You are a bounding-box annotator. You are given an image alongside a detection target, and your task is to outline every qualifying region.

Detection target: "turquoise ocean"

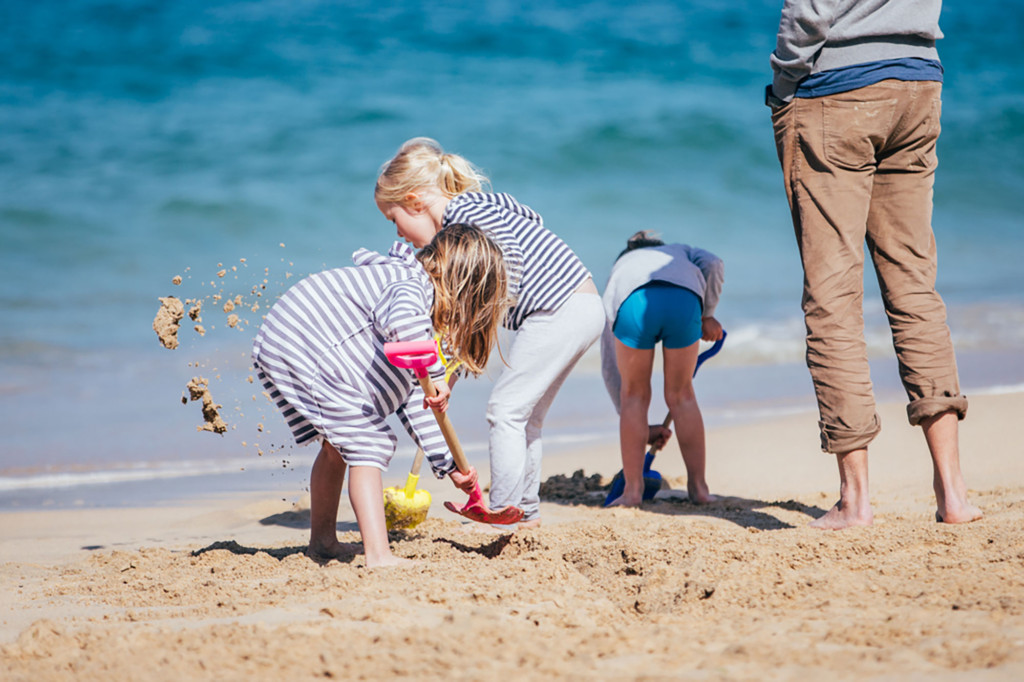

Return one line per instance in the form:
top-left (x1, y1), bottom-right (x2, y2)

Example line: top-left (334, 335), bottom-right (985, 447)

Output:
top-left (2, 0), bottom-right (1022, 508)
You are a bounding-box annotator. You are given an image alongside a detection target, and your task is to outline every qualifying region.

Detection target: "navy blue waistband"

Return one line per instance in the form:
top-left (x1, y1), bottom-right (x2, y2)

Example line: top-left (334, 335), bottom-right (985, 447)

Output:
top-left (795, 58), bottom-right (943, 99)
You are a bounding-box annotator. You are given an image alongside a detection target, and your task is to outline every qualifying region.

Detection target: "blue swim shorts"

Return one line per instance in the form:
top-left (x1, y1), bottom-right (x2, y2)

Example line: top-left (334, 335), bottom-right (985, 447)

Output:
top-left (612, 281), bottom-right (702, 350)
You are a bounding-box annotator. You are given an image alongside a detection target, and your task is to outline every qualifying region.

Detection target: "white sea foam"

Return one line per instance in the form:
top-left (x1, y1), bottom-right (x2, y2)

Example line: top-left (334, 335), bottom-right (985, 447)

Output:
top-left (963, 383), bottom-right (1024, 396)
top-left (0, 454), bottom-right (315, 493)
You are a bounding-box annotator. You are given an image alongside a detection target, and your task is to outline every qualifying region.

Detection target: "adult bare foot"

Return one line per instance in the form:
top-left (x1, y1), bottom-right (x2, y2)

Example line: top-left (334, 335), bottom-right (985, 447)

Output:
top-left (935, 499), bottom-right (983, 524)
top-left (934, 478), bottom-right (983, 524)
top-left (809, 499), bottom-right (873, 530)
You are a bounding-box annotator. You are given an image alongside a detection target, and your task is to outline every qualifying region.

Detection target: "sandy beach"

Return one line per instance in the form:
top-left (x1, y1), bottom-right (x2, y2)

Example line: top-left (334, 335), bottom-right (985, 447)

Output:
top-left (2, 391), bottom-right (1023, 681)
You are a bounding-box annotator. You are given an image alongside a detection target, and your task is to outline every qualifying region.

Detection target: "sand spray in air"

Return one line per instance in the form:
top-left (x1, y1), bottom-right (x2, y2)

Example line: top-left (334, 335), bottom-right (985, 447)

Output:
top-left (152, 242), bottom-right (300, 475)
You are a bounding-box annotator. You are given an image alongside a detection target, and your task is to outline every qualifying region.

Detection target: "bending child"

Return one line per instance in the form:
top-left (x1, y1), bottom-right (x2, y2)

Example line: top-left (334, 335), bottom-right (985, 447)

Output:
top-left (252, 224), bottom-right (508, 567)
top-left (600, 230), bottom-right (725, 507)
top-left (375, 137), bottom-right (605, 529)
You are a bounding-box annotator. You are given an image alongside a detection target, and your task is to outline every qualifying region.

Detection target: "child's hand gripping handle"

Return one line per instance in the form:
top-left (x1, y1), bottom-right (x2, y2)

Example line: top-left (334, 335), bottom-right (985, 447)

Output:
top-left (383, 340), bottom-right (524, 526)
top-left (416, 366), bottom-right (471, 475)
top-left (382, 340), bottom-right (470, 473)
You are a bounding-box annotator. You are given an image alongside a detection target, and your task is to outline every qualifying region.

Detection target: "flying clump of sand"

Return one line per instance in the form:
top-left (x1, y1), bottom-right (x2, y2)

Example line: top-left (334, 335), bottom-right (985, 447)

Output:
top-left (152, 296), bottom-right (185, 350)
top-left (149, 247), bottom-right (295, 448)
top-left (152, 261), bottom-right (268, 350)
top-left (185, 377), bottom-right (228, 434)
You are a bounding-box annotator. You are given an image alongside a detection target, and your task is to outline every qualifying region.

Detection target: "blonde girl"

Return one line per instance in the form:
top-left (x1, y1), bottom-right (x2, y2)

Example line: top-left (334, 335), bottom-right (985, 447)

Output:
top-left (252, 224), bottom-right (508, 567)
top-left (375, 137), bottom-right (605, 528)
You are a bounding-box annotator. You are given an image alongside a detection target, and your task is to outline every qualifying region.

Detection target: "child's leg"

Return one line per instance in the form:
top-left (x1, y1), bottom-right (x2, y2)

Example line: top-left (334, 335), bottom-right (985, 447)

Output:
top-left (487, 290), bottom-right (604, 522)
top-left (308, 441), bottom-right (350, 561)
top-left (610, 340), bottom-right (656, 507)
top-left (348, 465), bottom-right (410, 568)
top-left (663, 342), bottom-right (716, 503)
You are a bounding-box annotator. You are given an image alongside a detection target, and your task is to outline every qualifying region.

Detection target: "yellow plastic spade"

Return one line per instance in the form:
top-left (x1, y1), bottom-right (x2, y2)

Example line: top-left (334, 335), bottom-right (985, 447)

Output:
top-left (383, 448), bottom-right (432, 530)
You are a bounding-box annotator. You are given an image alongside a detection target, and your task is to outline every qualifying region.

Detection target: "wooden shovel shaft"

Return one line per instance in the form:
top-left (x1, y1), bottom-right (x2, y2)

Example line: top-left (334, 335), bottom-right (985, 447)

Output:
top-left (417, 376), bottom-right (470, 473)
top-left (410, 446), bottom-right (425, 475)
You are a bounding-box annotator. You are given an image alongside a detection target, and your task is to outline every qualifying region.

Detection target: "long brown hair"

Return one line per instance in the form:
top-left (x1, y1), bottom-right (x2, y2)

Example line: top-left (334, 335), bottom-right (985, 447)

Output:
top-left (417, 223), bottom-right (508, 375)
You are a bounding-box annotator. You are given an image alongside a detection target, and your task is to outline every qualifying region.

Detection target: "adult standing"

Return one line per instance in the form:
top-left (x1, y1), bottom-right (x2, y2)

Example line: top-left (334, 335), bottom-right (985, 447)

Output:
top-left (766, 0), bottom-right (982, 528)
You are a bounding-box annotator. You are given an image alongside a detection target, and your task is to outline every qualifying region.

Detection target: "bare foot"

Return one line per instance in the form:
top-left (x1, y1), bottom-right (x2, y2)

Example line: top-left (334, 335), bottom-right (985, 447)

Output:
top-left (936, 500), bottom-right (983, 524)
top-left (518, 518), bottom-right (541, 530)
top-left (306, 540), bottom-right (359, 564)
top-left (607, 493), bottom-right (643, 508)
top-left (934, 480), bottom-right (983, 524)
top-left (687, 482), bottom-right (718, 504)
top-left (366, 554), bottom-right (414, 569)
top-left (809, 499), bottom-right (873, 530)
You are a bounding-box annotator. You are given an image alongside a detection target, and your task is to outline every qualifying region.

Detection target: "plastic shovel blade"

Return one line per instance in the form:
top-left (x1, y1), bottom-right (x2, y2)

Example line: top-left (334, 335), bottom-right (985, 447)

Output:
top-left (443, 484), bottom-right (525, 525)
top-left (603, 452), bottom-right (663, 506)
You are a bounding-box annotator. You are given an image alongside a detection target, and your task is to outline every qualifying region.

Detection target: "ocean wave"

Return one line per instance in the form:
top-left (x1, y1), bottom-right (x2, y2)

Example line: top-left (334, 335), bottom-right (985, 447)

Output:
top-left (567, 297), bottom-right (1024, 376)
top-left (2, 0), bottom-right (1022, 499)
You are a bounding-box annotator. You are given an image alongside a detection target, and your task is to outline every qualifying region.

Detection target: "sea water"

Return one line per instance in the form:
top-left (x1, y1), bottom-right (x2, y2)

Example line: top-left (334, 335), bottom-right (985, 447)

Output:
top-left (2, 0), bottom-right (1022, 508)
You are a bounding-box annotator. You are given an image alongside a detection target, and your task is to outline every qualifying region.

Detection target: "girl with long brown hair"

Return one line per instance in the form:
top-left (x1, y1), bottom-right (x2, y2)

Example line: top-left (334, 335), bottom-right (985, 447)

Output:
top-left (252, 225), bottom-right (508, 567)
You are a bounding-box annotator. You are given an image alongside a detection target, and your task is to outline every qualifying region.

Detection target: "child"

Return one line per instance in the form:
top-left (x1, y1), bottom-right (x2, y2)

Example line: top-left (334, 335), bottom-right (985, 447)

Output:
top-left (252, 224), bottom-right (509, 567)
top-left (600, 230), bottom-right (725, 507)
top-left (375, 137), bottom-right (605, 529)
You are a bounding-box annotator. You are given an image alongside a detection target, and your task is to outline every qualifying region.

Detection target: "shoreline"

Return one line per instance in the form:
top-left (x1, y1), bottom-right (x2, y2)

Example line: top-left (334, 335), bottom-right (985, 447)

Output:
top-left (2, 390), bottom-right (1019, 560)
top-left (5, 344), bottom-right (1022, 509)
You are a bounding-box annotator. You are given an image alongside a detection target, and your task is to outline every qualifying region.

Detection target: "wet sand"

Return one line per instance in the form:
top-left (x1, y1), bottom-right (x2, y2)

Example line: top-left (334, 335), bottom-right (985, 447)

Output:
top-left (2, 392), bottom-right (1023, 680)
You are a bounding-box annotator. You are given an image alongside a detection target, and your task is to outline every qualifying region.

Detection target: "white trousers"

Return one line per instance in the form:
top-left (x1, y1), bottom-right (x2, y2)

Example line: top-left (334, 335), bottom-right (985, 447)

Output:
top-left (486, 290), bottom-right (605, 521)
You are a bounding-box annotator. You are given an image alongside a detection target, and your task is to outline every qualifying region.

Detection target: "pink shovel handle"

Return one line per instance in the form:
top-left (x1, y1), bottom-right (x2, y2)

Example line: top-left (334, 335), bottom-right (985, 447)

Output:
top-left (383, 339), bottom-right (470, 473)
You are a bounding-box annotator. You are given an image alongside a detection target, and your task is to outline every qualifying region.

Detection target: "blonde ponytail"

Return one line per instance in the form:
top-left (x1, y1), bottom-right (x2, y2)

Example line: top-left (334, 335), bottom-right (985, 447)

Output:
top-left (376, 137), bottom-right (490, 206)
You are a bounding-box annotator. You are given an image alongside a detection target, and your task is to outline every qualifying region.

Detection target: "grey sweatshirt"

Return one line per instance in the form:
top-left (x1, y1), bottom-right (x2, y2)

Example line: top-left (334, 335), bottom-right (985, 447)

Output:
top-left (771, 0), bottom-right (943, 101)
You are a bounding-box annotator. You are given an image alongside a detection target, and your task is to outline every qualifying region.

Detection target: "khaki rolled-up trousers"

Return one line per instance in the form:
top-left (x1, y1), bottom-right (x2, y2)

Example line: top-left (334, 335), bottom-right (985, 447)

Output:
top-left (771, 79), bottom-right (967, 454)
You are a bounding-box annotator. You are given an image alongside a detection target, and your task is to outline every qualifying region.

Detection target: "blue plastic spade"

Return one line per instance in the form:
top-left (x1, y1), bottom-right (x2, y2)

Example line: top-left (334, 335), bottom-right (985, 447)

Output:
top-left (603, 330), bottom-right (726, 506)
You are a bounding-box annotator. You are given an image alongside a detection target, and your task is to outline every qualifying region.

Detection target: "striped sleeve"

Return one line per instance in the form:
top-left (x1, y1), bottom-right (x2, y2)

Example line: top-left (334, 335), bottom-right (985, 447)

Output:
top-left (395, 390), bottom-right (455, 478)
top-left (372, 279), bottom-right (433, 343)
top-left (443, 192), bottom-right (591, 331)
top-left (371, 279), bottom-right (446, 380)
top-left (444, 195), bottom-right (524, 306)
